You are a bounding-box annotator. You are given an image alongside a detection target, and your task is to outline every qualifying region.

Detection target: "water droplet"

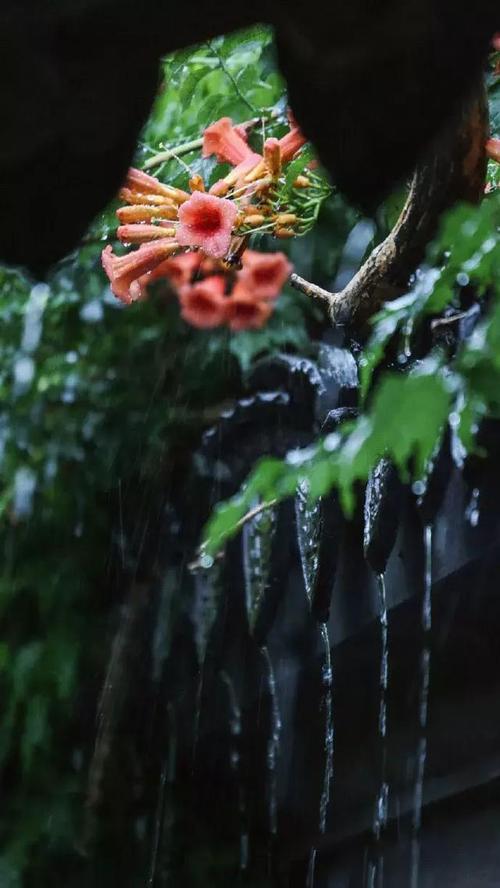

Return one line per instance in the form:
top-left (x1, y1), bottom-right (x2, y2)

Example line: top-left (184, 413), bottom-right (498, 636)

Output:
top-left (465, 487), bottom-right (480, 528)
top-left (323, 432), bottom-right (340, 452)
top-left (80, 300), bottom-right (104, 323)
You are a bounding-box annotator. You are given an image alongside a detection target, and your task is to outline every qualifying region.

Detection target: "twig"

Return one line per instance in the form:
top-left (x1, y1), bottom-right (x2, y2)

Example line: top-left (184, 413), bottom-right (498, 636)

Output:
top-left (208, 41), bottom-right (257, 114)
top-left (190, 498), bottom-right (277, 570)
top-left (289, 272), bottom-right (337, 307)
top-left (232, 498), bottom-right (278, 533)
top-left (143, 138), bottom-right (203, 170)
top-left (142, 110), bottom-right (281, 172)
top-left (430, 311), bottom-right (472, 330)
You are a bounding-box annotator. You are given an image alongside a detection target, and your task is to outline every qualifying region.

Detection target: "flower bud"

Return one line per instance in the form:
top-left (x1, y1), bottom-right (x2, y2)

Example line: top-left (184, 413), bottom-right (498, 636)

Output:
top-left (189, 175), bottom-right (206, 192)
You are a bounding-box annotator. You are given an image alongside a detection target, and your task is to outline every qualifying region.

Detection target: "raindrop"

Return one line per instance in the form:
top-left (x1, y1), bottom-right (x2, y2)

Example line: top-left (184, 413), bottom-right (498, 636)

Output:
top-left (412, 480), bottom-right (426, 497)
top-left (323, 432), bottom-right (341, 452)
top-left (465, 488), bottom-right (480, 528)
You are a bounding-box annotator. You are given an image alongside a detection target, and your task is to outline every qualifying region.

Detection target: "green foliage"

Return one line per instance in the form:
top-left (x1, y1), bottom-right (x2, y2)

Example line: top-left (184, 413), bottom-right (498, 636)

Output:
top-left (0, 20), bottom-right (498, 886)
top-left (201, 192), bottom-right (500, 556)
top-left (0, 26), bottom-right (321, 884)
top-left (360, 195), bottom-right (500, 397)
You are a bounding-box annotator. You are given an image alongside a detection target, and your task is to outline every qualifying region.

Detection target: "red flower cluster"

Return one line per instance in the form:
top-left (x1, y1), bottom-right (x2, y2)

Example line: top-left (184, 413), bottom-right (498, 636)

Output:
top-left (101, 114), bottom-right (307, 325)
top-left (173, 249), bottom-right (292, 330)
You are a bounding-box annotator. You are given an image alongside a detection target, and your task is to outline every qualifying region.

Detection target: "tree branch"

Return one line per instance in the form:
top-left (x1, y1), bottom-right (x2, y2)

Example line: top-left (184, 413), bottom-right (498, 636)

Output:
top-left (292, 83), bottom-right (489, 329)
top-left (289, 272), bottom-right (338, 306)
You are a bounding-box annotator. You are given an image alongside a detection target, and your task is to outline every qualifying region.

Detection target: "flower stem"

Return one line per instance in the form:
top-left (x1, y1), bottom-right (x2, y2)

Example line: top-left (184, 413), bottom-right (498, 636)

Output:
top-left (143, 138), bottom-right (204, 170)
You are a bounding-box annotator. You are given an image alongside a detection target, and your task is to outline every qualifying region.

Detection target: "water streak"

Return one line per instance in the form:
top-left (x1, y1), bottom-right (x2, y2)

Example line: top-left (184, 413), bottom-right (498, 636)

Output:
top-left (318, 625), bottom-right (334, 835)
top-left (370, 573), bottom-right (389, 886)
top-left (410, 524), bottom-right (433, 888)
top-left (306, 848), bottom-right (317, 888)
top-left (261, 646), bottom-right (282, 836)
top-left (295, 480), bottom-right (333, 887)
top-left (220, 671), bottom-right (248, 871)
top-left (148, 702), bottom-right (176, 887)
top-left (242, 505), bottom-right (276, 632)
top-left (307, 625), bottom-right (334, 888)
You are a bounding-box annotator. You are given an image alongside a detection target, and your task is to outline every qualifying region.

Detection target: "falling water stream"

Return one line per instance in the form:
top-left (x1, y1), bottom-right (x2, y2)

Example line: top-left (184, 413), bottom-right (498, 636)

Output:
top-left (148, 703), bottom-right (176, 888)
top-left (260, 646), bottom-right (282, 838)
top-left (367, 573), bottom-right (390, 887)
top-left (295, 482), bottom-right (334, 887)
top-left (220, 670), bottom-right (249, 872)
top-left (410, 524), bottom-right (433, 888)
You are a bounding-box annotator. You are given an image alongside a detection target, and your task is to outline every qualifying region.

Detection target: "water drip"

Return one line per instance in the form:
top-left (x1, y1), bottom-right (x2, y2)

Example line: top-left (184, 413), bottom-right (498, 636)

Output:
top-left (306, 847), bottom-right (317, 888)
top-left (295, 480), bottom-right (321, 605)
top-left (261, 646), bottom-right (282, 837)
top-left (307, 624), bottom-right (334, 888)
top-left (410, 524), bottom-right (433, 888)
top-left (318, 625), bottom-right (334, 835)
top-left (220, 671), bottom-right (248, 872)
top-left (370, 573), bottom-right (390, 886)
top-left (148, 702), bottom-right (176, 888)
top-left (242, 504), bottom-right (277, 633)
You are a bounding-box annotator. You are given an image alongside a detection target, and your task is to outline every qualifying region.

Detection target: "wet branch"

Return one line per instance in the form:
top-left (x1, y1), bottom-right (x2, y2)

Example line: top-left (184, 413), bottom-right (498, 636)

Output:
top-left (289, 273), bottom-right (338, 306)
top-left (292, 84), bottom-right (489, 329)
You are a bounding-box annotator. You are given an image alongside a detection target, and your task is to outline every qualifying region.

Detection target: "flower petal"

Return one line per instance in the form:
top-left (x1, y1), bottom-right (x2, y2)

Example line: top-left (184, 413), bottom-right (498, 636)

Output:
top-left (179, 276), bottom-right (228, 328)
top-left (203, 117), bottom-right (256, 166)
top-left (226, 283), bottom-right (273, 330)
top-left (102, 241), bottom-right (180, 304)
top-left (177, 191), bottom-right (237, 259)
top-left (239, 249), bottom-right (293, 300)
top-left (486, 138), bottom-right (500, 164)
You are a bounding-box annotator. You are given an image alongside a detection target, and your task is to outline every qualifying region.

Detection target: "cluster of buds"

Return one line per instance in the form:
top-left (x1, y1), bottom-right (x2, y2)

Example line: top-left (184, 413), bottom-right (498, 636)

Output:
top-left (101, 113), bottom-right (328, 329)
